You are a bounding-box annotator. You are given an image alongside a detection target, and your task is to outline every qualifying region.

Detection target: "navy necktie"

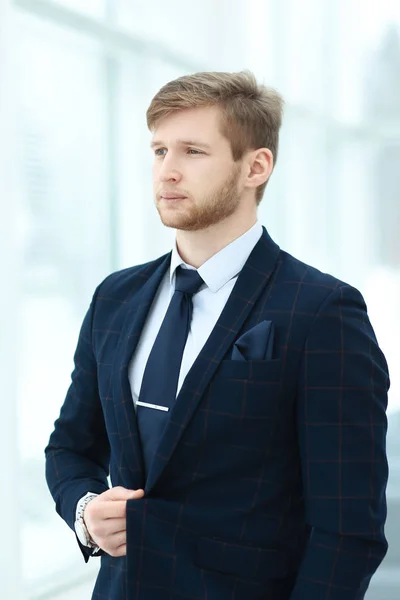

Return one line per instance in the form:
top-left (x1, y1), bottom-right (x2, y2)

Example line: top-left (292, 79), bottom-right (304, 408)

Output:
top-left (137, 265), bottom-right (204, 474)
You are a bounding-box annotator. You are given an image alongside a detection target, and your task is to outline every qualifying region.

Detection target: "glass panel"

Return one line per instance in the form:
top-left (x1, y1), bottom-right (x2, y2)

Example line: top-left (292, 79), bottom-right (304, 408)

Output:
top-left (116, 0), bottom-right (234, 65)
top-left (277, 0), bottom-right (337, 112)
top-left (53, 0), bottom-right (107, 19)
top-left (272, 114), bottom-right (334, 271)
top-left (336, 0), bottom-right (400, 123)
top-left (15, 11), bottom-right (110, 593)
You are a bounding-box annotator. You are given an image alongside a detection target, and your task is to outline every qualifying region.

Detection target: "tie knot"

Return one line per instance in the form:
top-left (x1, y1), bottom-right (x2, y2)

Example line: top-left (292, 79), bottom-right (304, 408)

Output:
top-left (174, 266), bottom-right (204, 295)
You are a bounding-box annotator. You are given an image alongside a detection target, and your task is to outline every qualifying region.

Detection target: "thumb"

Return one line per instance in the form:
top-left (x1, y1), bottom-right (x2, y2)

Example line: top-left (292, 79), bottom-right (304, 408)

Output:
top-left (105, 486), bottom-right (145, 500)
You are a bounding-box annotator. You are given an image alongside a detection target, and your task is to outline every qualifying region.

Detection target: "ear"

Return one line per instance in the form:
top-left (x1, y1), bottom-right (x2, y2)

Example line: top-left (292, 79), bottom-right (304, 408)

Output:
top-left (244, 148), bottom-right (274, 190)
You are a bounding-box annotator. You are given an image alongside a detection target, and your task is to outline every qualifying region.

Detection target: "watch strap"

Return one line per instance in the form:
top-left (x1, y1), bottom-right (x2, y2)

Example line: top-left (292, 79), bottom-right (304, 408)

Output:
top-left (75, 492), bottom-right (99, 548)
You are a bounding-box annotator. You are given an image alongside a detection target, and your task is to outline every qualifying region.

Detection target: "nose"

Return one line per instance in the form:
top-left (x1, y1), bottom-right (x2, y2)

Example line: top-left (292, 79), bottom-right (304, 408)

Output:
top-left (157, 154), bottom-right (182, 183)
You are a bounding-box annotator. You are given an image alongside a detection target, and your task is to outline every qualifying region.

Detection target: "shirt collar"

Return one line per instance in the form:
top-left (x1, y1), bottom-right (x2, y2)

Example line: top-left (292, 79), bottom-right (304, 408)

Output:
top-left (169, 221), bottom-right (263, 293)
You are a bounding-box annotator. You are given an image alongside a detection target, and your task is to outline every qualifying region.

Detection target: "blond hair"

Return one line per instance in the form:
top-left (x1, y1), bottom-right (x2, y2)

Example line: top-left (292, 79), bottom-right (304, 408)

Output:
top-left (146, 70), bottom-right (284, 204)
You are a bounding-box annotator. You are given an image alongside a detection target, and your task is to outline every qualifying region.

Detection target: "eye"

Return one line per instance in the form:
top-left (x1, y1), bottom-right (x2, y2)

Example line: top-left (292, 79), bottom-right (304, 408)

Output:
top-left (187, 148), bottom-right (203, 155)
top-left (154, 148), bottom-right (166, 156)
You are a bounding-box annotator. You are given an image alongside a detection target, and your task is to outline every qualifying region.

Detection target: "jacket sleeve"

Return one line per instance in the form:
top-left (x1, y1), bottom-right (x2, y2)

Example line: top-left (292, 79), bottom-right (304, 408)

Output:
top-left (290, 284), bottom-right (390, 600)
top-left (45, 283), bottom-right (110, 561)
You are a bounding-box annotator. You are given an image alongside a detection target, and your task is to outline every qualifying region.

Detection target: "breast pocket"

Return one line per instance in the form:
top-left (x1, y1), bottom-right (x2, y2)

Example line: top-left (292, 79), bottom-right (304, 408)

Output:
top-left (206, 359), bottom-right (283, 419)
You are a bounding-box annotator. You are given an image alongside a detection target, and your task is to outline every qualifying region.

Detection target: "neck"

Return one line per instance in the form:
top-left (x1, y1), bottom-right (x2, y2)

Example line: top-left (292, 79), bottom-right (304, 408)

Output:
top-left (175, 212), bottom-right (257, 269)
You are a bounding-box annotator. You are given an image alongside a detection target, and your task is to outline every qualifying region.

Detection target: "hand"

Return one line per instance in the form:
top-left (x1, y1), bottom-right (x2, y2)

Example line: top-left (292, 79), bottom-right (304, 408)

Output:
top-left (83, 486), bottom-right (145, 557)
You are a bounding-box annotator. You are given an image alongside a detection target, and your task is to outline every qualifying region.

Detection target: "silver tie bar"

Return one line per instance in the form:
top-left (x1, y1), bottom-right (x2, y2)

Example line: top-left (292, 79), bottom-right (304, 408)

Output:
top-left (136, 401), bottom-right (169, 412)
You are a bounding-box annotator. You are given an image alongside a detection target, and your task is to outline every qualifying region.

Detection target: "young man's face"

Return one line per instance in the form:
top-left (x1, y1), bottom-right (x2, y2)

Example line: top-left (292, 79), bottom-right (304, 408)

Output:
top-left (151, 105), bottom-right (248, 231)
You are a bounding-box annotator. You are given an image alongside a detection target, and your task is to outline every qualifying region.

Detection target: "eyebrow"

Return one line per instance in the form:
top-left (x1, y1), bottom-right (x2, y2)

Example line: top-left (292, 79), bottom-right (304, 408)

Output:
top-left (150, 139), bottom-right (212, 150)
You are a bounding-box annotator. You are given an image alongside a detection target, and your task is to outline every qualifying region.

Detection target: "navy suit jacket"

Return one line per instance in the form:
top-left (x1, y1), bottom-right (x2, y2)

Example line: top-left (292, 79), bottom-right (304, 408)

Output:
top-left (45, 227), bottom-right (389, 600)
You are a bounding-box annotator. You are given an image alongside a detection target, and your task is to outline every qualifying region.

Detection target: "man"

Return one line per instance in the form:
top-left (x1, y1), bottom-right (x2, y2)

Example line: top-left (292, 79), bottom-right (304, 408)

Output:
top-left (45, 71), bottom-right (389, 600)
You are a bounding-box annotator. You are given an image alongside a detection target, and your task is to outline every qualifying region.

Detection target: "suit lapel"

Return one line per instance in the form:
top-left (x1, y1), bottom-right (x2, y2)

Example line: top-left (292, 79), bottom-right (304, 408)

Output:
top-left (145, 227), bottom-right (281, 493)
top-left (112, 254), bottom-right (171, 483)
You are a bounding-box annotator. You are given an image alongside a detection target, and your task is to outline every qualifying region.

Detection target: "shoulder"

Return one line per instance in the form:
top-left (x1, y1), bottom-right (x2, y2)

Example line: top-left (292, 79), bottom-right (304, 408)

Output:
top-left (276, 249), bottom-right (364, 312)
top-left (94, 252), bottom-right (170, 302)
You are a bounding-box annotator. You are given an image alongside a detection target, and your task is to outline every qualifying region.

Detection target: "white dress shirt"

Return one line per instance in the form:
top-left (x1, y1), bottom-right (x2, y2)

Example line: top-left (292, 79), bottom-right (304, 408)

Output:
top-left (128, 221), bottom-right (263, 406)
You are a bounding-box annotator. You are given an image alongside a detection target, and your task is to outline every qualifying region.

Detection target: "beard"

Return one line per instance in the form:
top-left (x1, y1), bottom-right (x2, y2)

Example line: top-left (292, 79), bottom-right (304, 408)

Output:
top-left (155, 164), bottom-right (242, 231)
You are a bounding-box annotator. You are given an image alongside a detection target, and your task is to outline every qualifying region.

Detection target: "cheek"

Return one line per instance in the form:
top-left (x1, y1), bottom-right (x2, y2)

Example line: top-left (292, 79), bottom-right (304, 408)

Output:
top-left (190, 163), bottom-right (225, 188)
top-left (152, 164), bottom-right (161, 185)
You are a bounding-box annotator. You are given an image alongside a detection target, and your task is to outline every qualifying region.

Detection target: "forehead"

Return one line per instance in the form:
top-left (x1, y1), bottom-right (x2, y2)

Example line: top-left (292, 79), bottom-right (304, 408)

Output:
top-left (151, 105), bottom-right (226, 147)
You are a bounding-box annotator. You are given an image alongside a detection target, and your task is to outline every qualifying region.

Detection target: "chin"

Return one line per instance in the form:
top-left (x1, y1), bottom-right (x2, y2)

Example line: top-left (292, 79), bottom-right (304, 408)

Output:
top-left (157, 207), bottom-right (191, 229)
top-left (160, 218), bottom-right (193, 231)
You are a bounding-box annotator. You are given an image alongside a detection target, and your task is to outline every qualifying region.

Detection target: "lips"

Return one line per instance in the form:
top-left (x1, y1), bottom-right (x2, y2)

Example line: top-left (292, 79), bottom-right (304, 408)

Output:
top-left (160, 192), bottom-right (187, 200)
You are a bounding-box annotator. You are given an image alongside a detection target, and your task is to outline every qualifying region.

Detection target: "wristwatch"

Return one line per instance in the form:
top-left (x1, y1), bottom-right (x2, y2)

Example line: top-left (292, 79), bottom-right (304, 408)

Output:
top-left (74, 492), bottom-right (99, 550)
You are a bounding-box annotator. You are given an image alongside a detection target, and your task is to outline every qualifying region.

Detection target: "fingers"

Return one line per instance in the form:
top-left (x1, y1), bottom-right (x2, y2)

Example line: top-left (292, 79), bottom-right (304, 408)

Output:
top-left (83, 486), bottom-right (144, 557)
top-left (103, 486), bottom-right (145, 501)
top-left (86, 487), bottom-right (144, 521)
top-left (91, 526), bottom-right (128, 556)
top-left (109, 544), bottom-right (127, 558)
top-left (88, 499), bottom-right (137, 520)
top-left (89, 518), bottom-right (126, 540)
top-left (103, 531), bottom-right (129, 558)
top-left (96, 500), bottom-right (129, 519)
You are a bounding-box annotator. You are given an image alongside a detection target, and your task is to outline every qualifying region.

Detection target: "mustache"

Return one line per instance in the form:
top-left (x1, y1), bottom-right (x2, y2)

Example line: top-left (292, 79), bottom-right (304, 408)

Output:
top-left (157, 189), bottom-right (189, 194)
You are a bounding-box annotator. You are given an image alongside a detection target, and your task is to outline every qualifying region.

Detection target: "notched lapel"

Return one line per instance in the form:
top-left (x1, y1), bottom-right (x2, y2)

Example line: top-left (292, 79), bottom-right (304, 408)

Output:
top-left (112, 254), bottom-right (171, 483)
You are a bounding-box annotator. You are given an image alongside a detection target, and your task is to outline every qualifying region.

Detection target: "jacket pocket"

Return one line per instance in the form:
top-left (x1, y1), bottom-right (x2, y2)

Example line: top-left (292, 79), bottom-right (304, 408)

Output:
top-left (195, 536), bottom-right (288, 581)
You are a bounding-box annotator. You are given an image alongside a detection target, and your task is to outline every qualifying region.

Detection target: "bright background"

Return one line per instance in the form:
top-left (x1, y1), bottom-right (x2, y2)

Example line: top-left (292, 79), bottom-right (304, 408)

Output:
top-left (0, 1), bottom-right (399, 598)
